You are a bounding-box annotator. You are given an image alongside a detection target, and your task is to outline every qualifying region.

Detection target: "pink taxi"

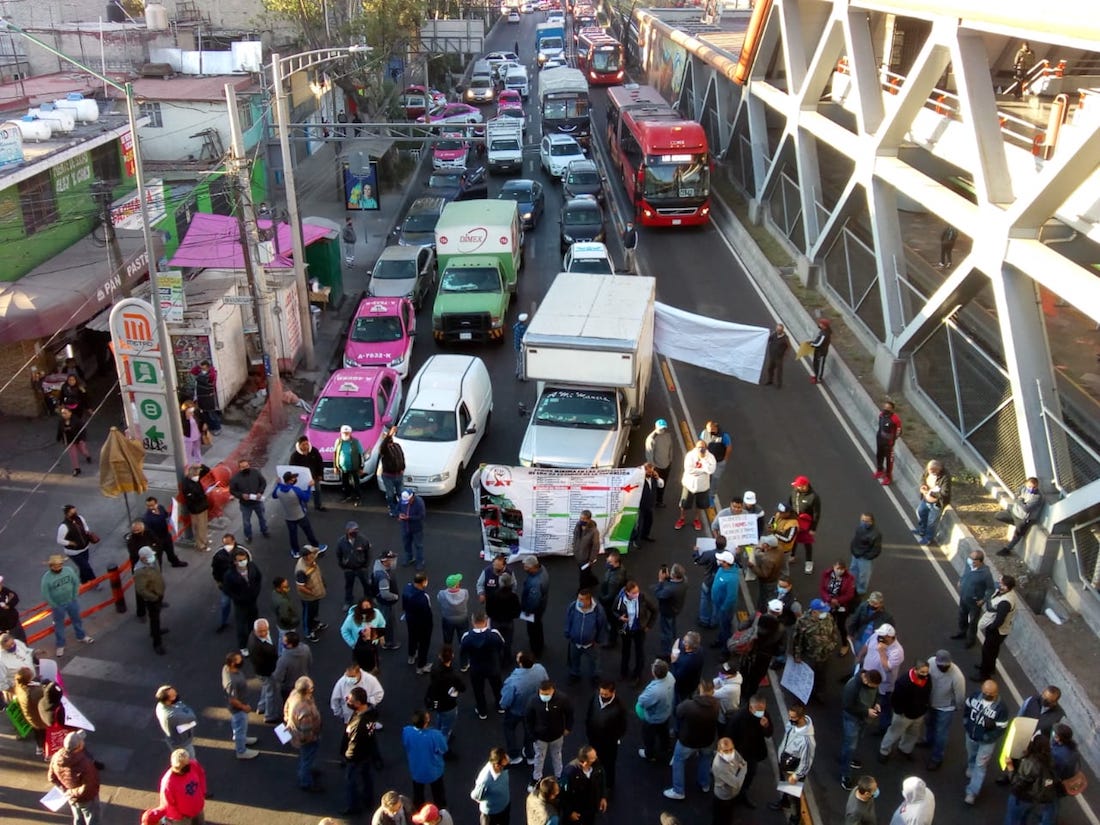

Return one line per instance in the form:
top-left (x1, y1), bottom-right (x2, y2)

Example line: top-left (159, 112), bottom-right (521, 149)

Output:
top-left (303, 367), bottom-right (403, 484)
top-left (432, 130), bottom-right (470, 171)
top-left (343, 297), bottom-right (416, 378)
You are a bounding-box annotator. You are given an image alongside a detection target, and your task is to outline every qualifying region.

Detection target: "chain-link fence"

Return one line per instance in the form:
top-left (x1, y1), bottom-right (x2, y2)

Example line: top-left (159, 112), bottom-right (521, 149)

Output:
top-left (1071, 519), bottom-right (1100, 590)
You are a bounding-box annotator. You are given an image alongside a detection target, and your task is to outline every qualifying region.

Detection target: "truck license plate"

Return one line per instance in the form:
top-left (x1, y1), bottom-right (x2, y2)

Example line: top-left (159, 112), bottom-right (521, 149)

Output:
top-left (459, 332), bottom-right (473, 340)
top-left (672, 219), bottom-right (682, 225)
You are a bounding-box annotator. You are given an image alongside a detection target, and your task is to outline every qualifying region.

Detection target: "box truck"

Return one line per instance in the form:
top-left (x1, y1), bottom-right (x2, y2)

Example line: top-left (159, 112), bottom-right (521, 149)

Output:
top-left (432, 200), bottom-right (524, 344)
top-left (518, 272), bottom-right (656, 468)
top-left (486, 118), bottom-right (524, 175)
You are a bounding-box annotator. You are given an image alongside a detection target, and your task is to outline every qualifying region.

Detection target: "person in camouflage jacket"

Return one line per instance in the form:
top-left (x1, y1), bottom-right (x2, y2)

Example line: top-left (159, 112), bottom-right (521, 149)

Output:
top-left (791, 599), bottom-right (840, 703)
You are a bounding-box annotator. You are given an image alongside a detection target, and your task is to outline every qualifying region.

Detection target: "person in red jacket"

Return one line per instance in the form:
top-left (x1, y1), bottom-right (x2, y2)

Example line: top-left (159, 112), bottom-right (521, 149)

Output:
top-left (154, 748), bottom-right (207, 825)
top-left (819, 561), bottom-right (857, 655)
top-left (873, 400), bottom-right (903, 485)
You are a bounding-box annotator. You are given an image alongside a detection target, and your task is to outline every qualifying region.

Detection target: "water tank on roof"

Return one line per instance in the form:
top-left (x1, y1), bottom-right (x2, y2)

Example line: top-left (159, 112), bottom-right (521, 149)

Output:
top-left (14, 115), bottom-right (52, 142)
top-left (28, 105), bottom-right (75, 133)
top-left (54, 94), bottom-right (99, 123)
top-left (145, 3), bottom-right (169, 31)
top-left (106, 1), bottom-right (126, 23)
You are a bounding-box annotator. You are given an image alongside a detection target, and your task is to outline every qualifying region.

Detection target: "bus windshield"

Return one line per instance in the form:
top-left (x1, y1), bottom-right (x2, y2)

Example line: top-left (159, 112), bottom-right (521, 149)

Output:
top-left (643, 155), bottom-right (710, 200)
top-left (592, 50), bottom-right (621, 72)
top-left (543, 97), bottom-right (589, 120)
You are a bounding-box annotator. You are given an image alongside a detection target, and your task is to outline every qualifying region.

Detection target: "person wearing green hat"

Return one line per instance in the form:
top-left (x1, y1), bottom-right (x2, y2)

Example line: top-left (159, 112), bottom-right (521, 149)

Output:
top-left (438, 574), bottom-right (471, 648)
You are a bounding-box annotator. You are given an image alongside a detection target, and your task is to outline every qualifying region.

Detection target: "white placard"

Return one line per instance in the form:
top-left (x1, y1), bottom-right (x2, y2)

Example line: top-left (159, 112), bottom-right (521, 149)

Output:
top-left (779, 659), bottom-right (815, 705)
top-left (274, 723), bottom-right (292, 744)
top-left (776, 781), bottom-right (804, 797)
top-left (276, 464), bottom-right (313, 491)
top-left (60, 697), bottom-right (95, 732)
top-left (41, 786), bottom-right (68, 811)
top-left (718, 513), bottom-right (759, 546)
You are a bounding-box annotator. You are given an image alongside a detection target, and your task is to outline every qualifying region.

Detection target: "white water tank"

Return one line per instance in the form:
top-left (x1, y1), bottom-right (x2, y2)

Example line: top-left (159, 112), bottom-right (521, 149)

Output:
top-left (54, 93), bottom-right (99, 123)
top-left (14, 115), bottom-right (53, 142)
top-left (28, 103), bottom-right (75, 133)
top-left (145, 3), bottom-right (169, 31)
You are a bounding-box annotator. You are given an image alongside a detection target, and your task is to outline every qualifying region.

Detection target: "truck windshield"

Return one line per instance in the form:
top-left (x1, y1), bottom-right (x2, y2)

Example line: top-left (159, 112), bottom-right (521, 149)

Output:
top-left (311, 397), bottom-right (375, 432)
top-left (491, 139), bottom-right (521, 151)
top-left (351, 316), bottom-right (404, 343)
top-left (540, 37), bottom-right (563, 50)
top-left (440, 267), bottom-right (502, 293)
top-left (533, 389), bottom-right (617, 429)
top-left (397, 409), bottom-right (457, 442)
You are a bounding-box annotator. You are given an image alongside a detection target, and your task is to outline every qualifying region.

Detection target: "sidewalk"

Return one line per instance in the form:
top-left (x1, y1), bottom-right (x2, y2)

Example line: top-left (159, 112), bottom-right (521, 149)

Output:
top-left (0, 139), bottom-right (423, 646)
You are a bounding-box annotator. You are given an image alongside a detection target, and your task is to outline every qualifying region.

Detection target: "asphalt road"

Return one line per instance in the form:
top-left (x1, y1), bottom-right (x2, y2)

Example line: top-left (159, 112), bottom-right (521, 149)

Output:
top-left (1, 9), bottom-right (1095, 825)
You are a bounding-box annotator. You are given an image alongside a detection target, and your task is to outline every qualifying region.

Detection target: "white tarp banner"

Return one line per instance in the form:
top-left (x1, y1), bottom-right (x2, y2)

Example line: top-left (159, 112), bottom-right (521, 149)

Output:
top-left (471, 465), bottom-right (645, 558)
top-left (654, 302), bottom-right (769, 383)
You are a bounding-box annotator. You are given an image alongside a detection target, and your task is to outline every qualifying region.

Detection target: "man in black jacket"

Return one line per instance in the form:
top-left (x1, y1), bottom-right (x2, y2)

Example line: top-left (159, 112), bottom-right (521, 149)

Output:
top-left (378, 427), bottom-right (406, 518)
top-left (211, 534), bottom-right (247, 633)
top-left (613, 581), bottom-right (657, 686)
top-left (222, 549), bottom-right (263, 652)
top-left (143, 496), bottom-right (188, 567)
top-left (878, 659), bottom-right (932, 762)
top-left (341, 686), bottom-right (378, 815)
top-left (460, 613), bottom-right (506, 720)
top-left (630, 463), bottom-right (661, 549)
top-left (424, 646), bottom-right (466, 756)
top-left (181, 465), bottom-right (211, 551)
top-left (559, 745), bottom-right (608, 823)
top-left (247, 618), bottom-right (280, 724)
top-left (848, 512), bottom-right (882, 597)
top-left (670, 631), bottom-right (704, 707)
top-left (663, 680), bottom-right (720, 799)
top-left (526, 680), bottom-right (573, 790)
top-left (402, 573), bottom-right (434, 673)
top-left (723, 695), bottom-right (772, 808)
top-left (598, 550), bottom-right (627, 649)
top-left (653, 564), bottom-right (687, 659)
top-left (289, 436), bottom-right (327, 512)
top-left (762, 323), bottom-right (790, 388)
top-left (584, 681), bottom-right (627, 790)
top-left (336, 521), bottom-right (372, 610)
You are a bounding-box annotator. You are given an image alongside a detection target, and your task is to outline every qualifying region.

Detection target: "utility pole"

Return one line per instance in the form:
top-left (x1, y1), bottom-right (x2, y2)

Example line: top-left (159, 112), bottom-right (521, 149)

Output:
top-left (91, 180), bottom-right (127, 296)
top-left (225, 83), bottom-right (286, 430)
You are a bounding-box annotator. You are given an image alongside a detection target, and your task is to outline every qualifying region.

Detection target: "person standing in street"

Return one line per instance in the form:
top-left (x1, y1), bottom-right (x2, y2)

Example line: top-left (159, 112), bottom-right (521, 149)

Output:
top-left (0, 576), bottom-right (26, 643)
top-left (229, 459), bottom-right (269, 543)
top-left (143, 497), bottom-right (188, 568)
top-left (636, 659), bottom-right (675, 764)
top-left (248, 619), bottom-right (280, 724)
top-left (373, 551), bottom-right (401, 650)
top-left (341, 686), bottom-right (378, 816)
top-left (699, 420), bottom-right (732, 503)
top-left (996, 478), bottom-right (1044, 557)
top-left (662, 679), bottom-right (720, 801)
top-left (403, 572), bottom-right (434, 674)
top-left (471, 747), bottom-right (512, 825)
top-left (500, 651), bottom-right (547, 764)
top-left (424, 646), bottom-right (465, 749)
top-left (222, 549), bottom-right (263, 654)
top-left (527, 681), bottom-right (573, 792)
top-left (378, 427), bottom-right (406, 518)
top-left (559, 745), bottom-right (607, 825)
top-left (938, 225), bottom-right (958, 269)
top-left (653, 563), bottom-right (687, 659)
top-left (952, 550), bottom-right (995, 648)
top-left (873, 401), bottom-right (903, 485)
top-left (272, 576), bottom-right (301, 652)
top-left (334, 425), bottom-right (365, 506)
top-left (47, 730), bottom-right (100, 825)
top-left (962, 679), bottom-right (1009, 804)
top-left (723, 695), bottom-right (771, 808)
top-left (337, 521), bottom-right (372, 610)
top-left (820, 560), bottom-right (857, 653)
top-left (221, 651), bottom-right (258, 760)
top-left (190, 361), bottom-right (222, 433)
top-left (922, 649), bottom-right (965, 771)
top-left (711, 737), bottom-right (747, 825)
top-left (768, 703), bottom-right (816, 825)
top-left (839, 669), bottom-right (882, 790)
top-left (526, 777), bottom-right (559, 825)
top-left (791, 599), bottom-right (841, 703)
top-left (56, 504), bottom-right (98, 584)
top-left (675, 441), bottom-right (716, 532)
top-left (571, 510), bottom-right (601, 590)
top-left (788, 475), bottom-right (822, 574)
top-left (914, 460), bottom-right (951, 545)
top-left (152, 749), bottom-right (207, 825)
top-left (521, 556), bottom-right (550, 658)
top-left (284, 676), bottom-right (324, 793)
top-left (563, 589), bottom-right (606, 687)
top-left (272, 472), bottom-right (326, 560)
top-left (57, 407), bottom-right (92, 476)
top-left (878, 659), bottom-right (932, 763)
top-left (848, 513), bottom-right (882, 597)
top-left (402, 709), bottom-right (449, 809)
top-left (289, 436), bottom-right (327, 512)
top-left (460, 612), bottom-right (506, 719)
top-left (41, 554), bottom-right (93, 657)
top-left (181, 465), bottom-right (211, 552)
top-left (513, 313), bottom-right (529, 380)
top-left (295, 547), bottom-right (329, 643)
top-left (808, 317), bottom-right (832, 384)
top-left (155, 685), bottom-right (198, 758)
top-left (631, 463), bottom-right (662, 549)
top-left (598, 550), bottom-right (627, 650)
top-left (762, 323), bottom-right (790, 388)
top-left (644, 419), bottom-right (673, 507)
top-left (621, 221), bottom-right (638, 272)
top-left (399, 490), bottom-right (427, 570)
top-left (975, 575), bottom-right (1018, 681)
top-left (342, 216), bottom-right (358, 265)
top-left (888, 776), bottom-right (935, 825)
top-left (613, 580), bottom-right (656, 686)
top-left (844, 775), bottom-right (878, 825)
top-left (584, 681), bottom-right (627, 791)
top-left (133, 547), bottom-right (168, 655)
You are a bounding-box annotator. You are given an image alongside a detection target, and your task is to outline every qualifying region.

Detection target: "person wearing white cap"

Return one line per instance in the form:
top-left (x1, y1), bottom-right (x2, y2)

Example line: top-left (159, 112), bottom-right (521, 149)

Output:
top-left (710, 552), bottom-right (740, 651)
top-left (333, 425), bottom-right (365, 506)
top-left (513, 313), bottom-right (529, 381)
top-left (399, 490), bottom-right (427, 570)
top-left (645, 420), bottom-right (674, 507)
top-left (858, 622), bottom-right (904, 735)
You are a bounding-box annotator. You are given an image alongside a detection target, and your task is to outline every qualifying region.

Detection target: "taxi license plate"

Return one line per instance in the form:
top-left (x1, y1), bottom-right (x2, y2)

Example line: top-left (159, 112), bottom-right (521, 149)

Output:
top-left (323, 469), bottom-right (338, 482)
top-left (459, 332), bottom-right (473, 340)
top-left (672, 219), bottom-right (682, 225)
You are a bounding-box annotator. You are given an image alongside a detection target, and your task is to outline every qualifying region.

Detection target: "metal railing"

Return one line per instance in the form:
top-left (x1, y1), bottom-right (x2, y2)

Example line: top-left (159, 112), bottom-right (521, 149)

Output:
top-left (1038, 386), bottom-right (1100, 496)
top-left (1071, 518), bottom-right (1100, 591)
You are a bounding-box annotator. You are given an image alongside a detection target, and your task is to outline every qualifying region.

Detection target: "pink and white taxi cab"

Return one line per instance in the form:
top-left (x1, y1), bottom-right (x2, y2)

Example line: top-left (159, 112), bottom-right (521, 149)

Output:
top-left (432, 130), bottom-right (470, 171)
top-left (304, 367), bottom-right (403, 484)
top-left (343, 297), bottom-right (416, 378)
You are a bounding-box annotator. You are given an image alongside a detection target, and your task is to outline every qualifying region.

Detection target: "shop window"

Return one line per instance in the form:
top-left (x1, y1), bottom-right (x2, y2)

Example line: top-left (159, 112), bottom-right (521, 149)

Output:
top-left (91, 142), bottom-right (122, 184)
top-left (18, 173), bottom-right (59, 235)
top-left (140, 102), bottom-right (163, 128)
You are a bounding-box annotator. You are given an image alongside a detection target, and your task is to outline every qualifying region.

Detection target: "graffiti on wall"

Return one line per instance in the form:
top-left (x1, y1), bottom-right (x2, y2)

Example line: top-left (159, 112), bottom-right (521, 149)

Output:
top-left (172, 334), bottom-right (212, 398)
top-left (646, 23), bottom-right (687, 102)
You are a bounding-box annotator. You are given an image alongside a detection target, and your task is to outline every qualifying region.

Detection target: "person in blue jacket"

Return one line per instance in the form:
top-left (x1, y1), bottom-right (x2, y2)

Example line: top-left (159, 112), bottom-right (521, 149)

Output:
top-left (563, 589), bottom-right (606, 686)
top-left (710, 550), bottom-right (740, 651)
top-left (402, 709), bottom-right (449, 810)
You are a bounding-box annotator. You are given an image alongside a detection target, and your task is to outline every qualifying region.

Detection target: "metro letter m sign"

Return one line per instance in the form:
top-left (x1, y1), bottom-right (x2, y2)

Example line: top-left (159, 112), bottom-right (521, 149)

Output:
top-left (110, 299), bottom-right (161, 357)
top-left (123, 312), bottom-right (153, 344)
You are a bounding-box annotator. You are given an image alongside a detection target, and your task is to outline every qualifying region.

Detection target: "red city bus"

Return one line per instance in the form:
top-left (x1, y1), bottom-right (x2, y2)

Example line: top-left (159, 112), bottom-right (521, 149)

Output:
top-left (605, 84), bottom-right (711, 227)
top-left (575, 28), bottom-right (624, 86)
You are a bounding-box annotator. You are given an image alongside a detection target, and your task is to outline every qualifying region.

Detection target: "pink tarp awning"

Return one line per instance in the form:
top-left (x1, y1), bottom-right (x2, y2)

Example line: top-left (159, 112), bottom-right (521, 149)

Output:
top-left (168, 212), bottom-right (333, 270)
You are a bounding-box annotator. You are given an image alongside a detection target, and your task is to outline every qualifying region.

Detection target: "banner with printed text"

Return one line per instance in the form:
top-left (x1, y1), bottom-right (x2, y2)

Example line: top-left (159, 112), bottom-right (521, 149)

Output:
top-left (471, 465), bottom-right (645, 559)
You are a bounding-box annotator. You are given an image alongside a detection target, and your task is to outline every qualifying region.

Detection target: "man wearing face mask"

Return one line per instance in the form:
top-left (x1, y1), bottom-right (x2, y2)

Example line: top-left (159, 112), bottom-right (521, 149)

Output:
top-left (222, 550), bottom-right (263, 654)
top-left (848, 513), bottom-right (882, 597)
top-left (723, 695), bottom-right (771, 809)
top-left (921, 650), bottom-right (965, 771)
top-left (844, 774), bottom-right (879, 825)
top-left (996, 477), bottom-right (1044, 557)
top-left (878, 659), bottom-right (932, 763)
top-left (951, 550), bottom-right (995, 648)
top-left (598, 550), bottom-right (628, 649)
top-left (857, 623), bottom-right (904, 735)
top-left (994, 685), bottom-right (1065, 787)
top-left (526, 680), bottom-right (573, 792)
top-left (229, 459), bottom-right (269, 543)
top-left (873, 400), bottom-right (903, 486)
top-left (975, 575), bottom-right (1018, 681)
top-left (337, 522), bottom-right (372, 610)
top-left (181, 464), bottom-right (211, 551)
top-left (211, 535), bottom-right (249, 634)
top-left (962, 679), bottom-right (1009, 804)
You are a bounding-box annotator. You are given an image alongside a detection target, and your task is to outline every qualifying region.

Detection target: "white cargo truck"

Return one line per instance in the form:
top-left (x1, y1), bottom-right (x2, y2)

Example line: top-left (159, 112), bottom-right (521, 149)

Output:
top-left (485, 118), bottom-right (524, 175)
top-left (518, 272), bottom-right (656, 469)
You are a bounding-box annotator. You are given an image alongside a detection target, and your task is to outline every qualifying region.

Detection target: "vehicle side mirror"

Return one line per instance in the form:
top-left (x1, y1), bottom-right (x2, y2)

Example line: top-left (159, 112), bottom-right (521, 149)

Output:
top-left (465, 423), bottom-right (478, 435)
top-left (382, 415), bottom-right (393, 426)
top-left (299, 414), bottom-right (308, 423)
top-left (366, 269), bottom-right (373, 277)
top-left (518, 402), bottom-right (528, 418)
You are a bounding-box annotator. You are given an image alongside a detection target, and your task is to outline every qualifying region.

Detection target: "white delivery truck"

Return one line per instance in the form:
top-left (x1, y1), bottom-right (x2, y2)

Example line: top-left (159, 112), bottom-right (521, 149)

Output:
top-left (504, 65), bottom-right (530, 99)
top-left (485, 118), bottom-right (524, 175)
top-left (518, 272), bottom-right (656, 468)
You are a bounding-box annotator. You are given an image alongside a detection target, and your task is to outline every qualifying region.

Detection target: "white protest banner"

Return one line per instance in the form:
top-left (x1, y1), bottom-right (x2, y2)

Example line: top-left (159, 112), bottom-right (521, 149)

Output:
top-left (718, 513), bottom-right (759, 546)
top-left (779, 659), bottom-right (815, 705)
top-left (276, 464), bottom-right (313, 491)
top-left (473, 465), bottom-right (645, 558)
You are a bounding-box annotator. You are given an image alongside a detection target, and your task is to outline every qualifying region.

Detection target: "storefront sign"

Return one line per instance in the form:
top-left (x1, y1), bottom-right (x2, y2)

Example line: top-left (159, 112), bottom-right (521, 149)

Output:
top-left (96, 247), bottom-right (151, 305)
top-left (121, 130), bottom-right (136, 176)
top-left (0, 124), bottom-right (24, 169)
top-left (111, 179), bottom-right (167, 230)
top-left (156, 270), bottom-right (185, 323)
top-left (52, 155), bottom-right (92, 193)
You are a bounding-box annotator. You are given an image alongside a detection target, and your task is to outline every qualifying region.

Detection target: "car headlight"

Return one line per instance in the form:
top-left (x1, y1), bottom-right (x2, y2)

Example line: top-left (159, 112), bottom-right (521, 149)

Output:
top-left (522, 211), bottom-right (532, 220)
top-left (343, 355), bottom-right (358, 367)
top-left (427, 472), bottom-right (451, 483)
top-left (389, 356), bottom-right (405, 368)
top-left (563, 233), bottom-right (573, 242)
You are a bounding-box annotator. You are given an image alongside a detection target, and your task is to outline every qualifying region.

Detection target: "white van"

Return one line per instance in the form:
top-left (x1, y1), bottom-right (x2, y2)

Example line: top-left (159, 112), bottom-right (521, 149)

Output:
top-left (505, 66), bottom-right (530, 99)
top-left (385, 354), bottom-right (494, 496)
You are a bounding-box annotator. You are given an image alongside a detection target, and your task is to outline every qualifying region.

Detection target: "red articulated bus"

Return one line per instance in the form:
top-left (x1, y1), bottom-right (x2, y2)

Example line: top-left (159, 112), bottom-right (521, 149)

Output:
top-left (605, 83), bottom-right (711, 227)
top-left (575, 27), bottom-right (624, 86)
